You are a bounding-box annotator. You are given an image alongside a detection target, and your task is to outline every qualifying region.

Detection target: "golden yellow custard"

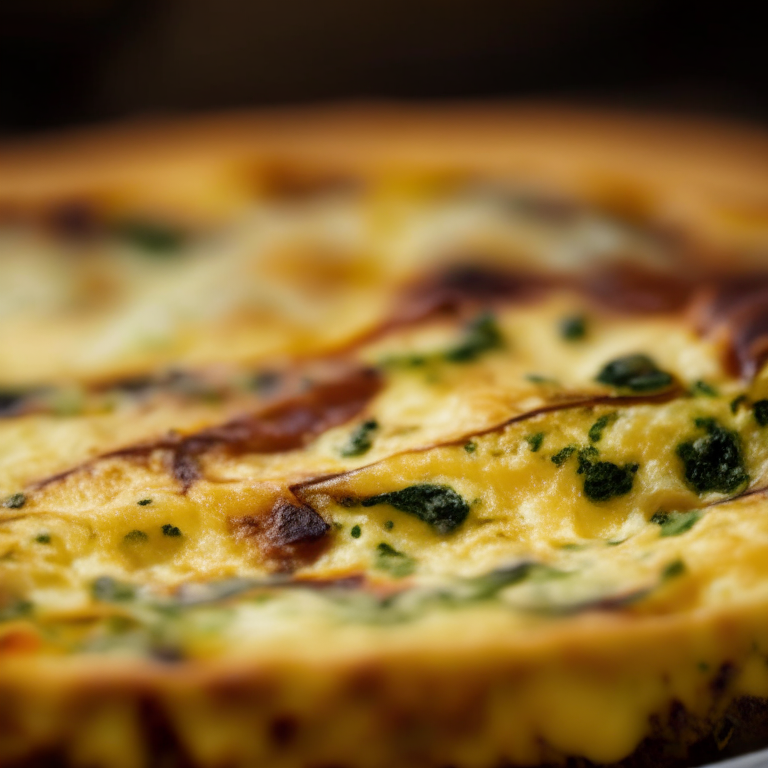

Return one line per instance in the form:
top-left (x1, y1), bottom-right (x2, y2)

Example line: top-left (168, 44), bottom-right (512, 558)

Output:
top-left (3, 106), bottom-right (768, 768)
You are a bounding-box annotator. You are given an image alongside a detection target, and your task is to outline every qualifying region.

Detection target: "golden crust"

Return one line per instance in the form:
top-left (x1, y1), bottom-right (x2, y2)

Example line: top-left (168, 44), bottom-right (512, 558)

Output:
top-left (3, 105), bottom-right (768, 768)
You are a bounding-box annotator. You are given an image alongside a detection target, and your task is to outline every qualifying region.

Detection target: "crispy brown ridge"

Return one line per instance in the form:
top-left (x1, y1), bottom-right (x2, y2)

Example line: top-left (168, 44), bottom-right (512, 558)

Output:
top-left (402, 261), bottom-right (768, 380)
top-left (233, 498), bottom-right (332, 572)
top-left (29, 365), bottom-right (382, 492)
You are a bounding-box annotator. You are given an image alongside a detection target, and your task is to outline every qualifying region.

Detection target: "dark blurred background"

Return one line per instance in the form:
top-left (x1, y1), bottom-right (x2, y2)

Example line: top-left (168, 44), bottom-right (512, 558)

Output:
top-left (0, 0), bottom-right (765, 136)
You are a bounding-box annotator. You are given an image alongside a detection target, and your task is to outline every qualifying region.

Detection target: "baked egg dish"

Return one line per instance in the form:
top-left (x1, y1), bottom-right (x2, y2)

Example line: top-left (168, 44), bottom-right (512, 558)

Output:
top-left (2, 107), bottom-right (768, 768)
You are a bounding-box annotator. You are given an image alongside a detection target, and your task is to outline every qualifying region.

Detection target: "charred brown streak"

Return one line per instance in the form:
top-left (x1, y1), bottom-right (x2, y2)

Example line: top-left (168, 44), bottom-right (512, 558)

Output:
top-left (291, 386), bottom-right (684, 501)
top-left (30, 366), bottom-right (382, 493)
top-left (580, 263), bottom-right (696, 315)
top-left (397, 261), bottom-right (701, 328)
top-left (399, 261), bottom-right (768, 381)
top-left (397, 264), bottom-right (554, 325)
top-left (256, 161), bottom-right (364, 201)
top-left (233, 497), bottom-right (331, 572)
top-left (695, 275), bottom-right (768, 380)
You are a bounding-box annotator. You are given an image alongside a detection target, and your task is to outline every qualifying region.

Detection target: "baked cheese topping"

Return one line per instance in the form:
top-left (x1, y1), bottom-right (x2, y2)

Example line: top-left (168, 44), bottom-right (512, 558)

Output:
top-left (3, 164), bottom-right (768, 768)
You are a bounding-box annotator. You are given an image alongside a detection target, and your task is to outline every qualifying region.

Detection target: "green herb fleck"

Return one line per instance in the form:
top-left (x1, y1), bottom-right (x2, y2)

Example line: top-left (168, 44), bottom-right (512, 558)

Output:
top-left (49, 388), bottom-right (84, 417)
top-left (137, 498), bottom-right (152, 506)
top-left (124, 529), bottom-right (149, 543)
top-left (588, 412), bottom-right (618, 443)
top-left (340, 419), bottom-right (379, 457)
top-left (551, 445), bottom-right (576, 466)
top-left (34, 532), bottom-right (51, 545)
top-left (384, 520), bottom-right (394, 531)
top-left (91, 576), bottom-right (135, 602)
top-left (576, 446), bottom-right (600, 473)
top-left (577, 448), bottom-right (638, 502)
top-left (596, 354), bottom-right (674, 392)
top-left (115, 219), bottom-right (185, 254)
top-left (691, 380), bottom-right (719, 397)
top-left (2, 492), bottom-right (26, 509)
top-left (730, 395), bottom-right (748, 414)
top-left (444, 312), bottom-right (504, 363)
top-left (161, 524), bottom-right (182, 537)
top-left (463, 562), bottom-right (569, 601)
top-left (662, 559), bottom-right (686, 581)
top-left (380, 352), bottom-right (428, 369)
top-left (525, 432), bottom-right (545, 452)
top-left (381, 312), bottom-right (503, 369)
top-left (350, 525), bottom-right (362, 539)
top-left (677, 418), bottom-right (749, 495)
top-left (560, 315), bottom-right (586, 341)
top-left (526, 373), bottom-right (559, 385)
top-left (651, 509), bottom-right (702, 537)
top-left (361, 484), bottom-right (469, 534)
top-left (464, 441), bottom-right (477, 454)
top-left (463, 562), bottom-right (537, 599)
top-left (754, 400), bottom-right (768, 427)
top-left (375, 542), bottom-right (416, 577)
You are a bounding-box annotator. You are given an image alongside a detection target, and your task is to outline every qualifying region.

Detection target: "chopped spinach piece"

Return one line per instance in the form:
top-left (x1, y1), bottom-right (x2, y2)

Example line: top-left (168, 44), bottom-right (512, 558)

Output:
top-left (596, 354), bottom-right (673, 392)
top-left (464, 441), bottom-right (477, 454)
top-left (525, 432), bottom-right (545, 452)
top-left (651, 509), bottom-right (702, 537)
top-left (137, 498), bottom-right (152, 506)
top-left (375, 542), bottom-right (415, 578)
top-left (551, 445), bottom-right (576, 466)
top-left (34, 532), bottom-right (51, 545)
top-left (361, 484), bottom-right (469, 534)
top-left (526, 373), bottom-right (559, 385)
top-left (588, 412), bottom-right (618, 443)
top-left (350, 525), bottom-right (362, 539)
top-left (677, 418), bottom-right (749, 494)
top-left (754, 400), bottom-right (768, 427)
top-left (559, 315), bottom-right (587, 341)
top-left (662, 559), bottom-right (686, 581)
top-left (730, 395), bottom-right (748, 414)
top-left (444, 312), bottom-right (504, 362)
top-left (2, 492), bottom-right (26, 509)
top-left (114, 219), bottom-right (185, 254)
top-left (382, 312), bottom-right (503, 369)
top-left (161, 524), bottom-right (182, 537)
top-left (691, 380), bottom-right (719, 397)
top-left (92, 576), bottom-right (135, 602)
top-left (578, 449), bottom-right (637, 502)
top-left (384, 520), bottom-right (394, 530)
top-left (124, 530), bottom-right (149, 543)
top-left (576, 446), bottom-right (600, 474)
top-left (380, 352), bottom-right (428, 369)
top-left (340, 419), bottom-right (379, 457)
top-left (463, 561), bottom-right (537, 599)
